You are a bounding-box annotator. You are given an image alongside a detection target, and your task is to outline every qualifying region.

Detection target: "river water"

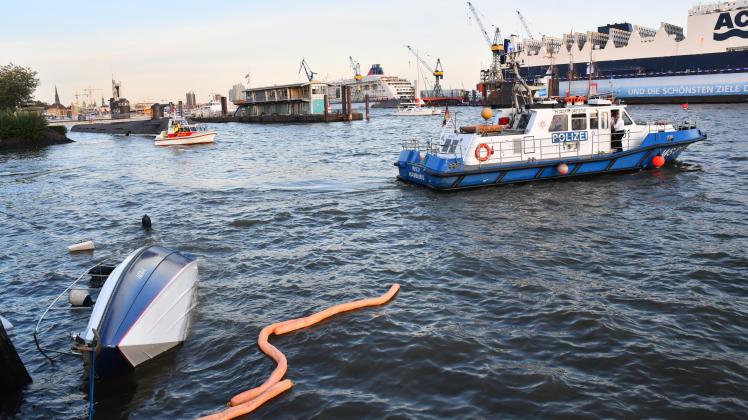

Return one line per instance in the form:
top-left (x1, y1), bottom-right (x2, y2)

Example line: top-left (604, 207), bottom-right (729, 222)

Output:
top-left (1, 105), bottom-right (747, 419)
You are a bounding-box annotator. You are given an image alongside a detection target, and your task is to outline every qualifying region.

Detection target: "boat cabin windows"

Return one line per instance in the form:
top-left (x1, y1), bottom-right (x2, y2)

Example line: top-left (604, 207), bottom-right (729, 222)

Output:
top-left (549, 114), bottom-right (568, 132)
top-left (516, 113), bottom-right (531, 130)
top-left (590, 111), bottom-right (599, 129)
top-left (600, 111), bottom-right (609, 129)
top-left (572, 113), bottom-right (587, 131)
top-left (440, 138), bottom-right (460, 154)
top-left (622, 111), bottom-right (634, 126)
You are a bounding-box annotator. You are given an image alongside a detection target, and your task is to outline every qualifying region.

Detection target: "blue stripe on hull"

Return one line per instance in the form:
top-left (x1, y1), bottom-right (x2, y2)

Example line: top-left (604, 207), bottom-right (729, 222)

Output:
top-left (500, 168), bottom-right (541, 183)
top-left (611, 151), bottom-right (648, 170)
top-left (575, 160), bottom-right (609, 174)
top-left (460, 173), bottom-right (500, 187)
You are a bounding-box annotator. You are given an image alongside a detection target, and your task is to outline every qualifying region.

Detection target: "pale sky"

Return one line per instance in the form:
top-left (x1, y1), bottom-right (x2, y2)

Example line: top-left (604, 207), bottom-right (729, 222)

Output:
top-left (1, 0), bottom-right (694, 105)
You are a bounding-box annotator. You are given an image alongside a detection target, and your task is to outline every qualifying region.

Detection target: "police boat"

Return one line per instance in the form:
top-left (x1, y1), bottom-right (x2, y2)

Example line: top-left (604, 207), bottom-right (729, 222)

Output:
top-left (395, 35), bottom-right (707, 190)
top-left (35, 245), bottom-right (200, 379)
top-left (395, 99), bottom-right (705, 190)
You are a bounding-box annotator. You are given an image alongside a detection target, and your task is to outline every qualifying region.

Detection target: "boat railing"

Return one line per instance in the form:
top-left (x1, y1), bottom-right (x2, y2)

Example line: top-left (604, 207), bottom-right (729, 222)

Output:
top-left (34, 262), bottom-right (113, 362)
top-left (471, 129), bottom-right (637, 166)
top-left (401, 139), bottom-right (421, 151)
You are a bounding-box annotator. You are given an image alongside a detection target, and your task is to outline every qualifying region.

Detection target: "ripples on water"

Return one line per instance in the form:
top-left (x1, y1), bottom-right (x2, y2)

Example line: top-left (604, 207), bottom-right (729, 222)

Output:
top-left (1, 105), bottom-right (747, 418)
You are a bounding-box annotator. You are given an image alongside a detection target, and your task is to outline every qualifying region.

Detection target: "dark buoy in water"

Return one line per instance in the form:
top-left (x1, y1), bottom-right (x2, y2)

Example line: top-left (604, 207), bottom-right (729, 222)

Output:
top-left (142, 214), bottom-right (152, 230)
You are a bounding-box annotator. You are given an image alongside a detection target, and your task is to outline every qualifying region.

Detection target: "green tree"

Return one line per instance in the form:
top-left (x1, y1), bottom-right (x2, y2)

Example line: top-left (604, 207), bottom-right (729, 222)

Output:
top-left (0, 63), bottom-right (39, 110)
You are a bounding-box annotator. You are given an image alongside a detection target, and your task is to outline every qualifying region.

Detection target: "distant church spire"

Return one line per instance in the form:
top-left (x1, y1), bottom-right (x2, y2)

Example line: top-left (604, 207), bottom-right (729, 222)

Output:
top-left (54, 86), bottom-right (61, 105)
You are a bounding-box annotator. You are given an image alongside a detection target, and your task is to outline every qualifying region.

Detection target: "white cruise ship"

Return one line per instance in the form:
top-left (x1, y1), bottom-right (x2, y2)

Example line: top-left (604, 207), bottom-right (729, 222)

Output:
top-left (329, 64), bottom-right (415, 108)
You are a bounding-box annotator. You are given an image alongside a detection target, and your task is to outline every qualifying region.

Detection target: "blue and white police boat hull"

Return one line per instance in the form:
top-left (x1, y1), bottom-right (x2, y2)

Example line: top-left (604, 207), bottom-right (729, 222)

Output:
top-left (76, 245), bottom-right (199, 378)
top-left (395, 99), bottom-right (706, 190)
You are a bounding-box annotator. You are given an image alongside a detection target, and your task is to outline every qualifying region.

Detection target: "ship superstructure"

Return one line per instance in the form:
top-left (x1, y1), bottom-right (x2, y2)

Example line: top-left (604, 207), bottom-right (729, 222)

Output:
top-left (509, 1), bottom-right (748, 103)
top-left (329, 64), bottom-right (416, 107)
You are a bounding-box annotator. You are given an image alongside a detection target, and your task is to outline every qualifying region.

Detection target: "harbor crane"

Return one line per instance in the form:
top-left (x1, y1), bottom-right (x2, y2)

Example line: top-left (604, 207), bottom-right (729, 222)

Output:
top-left (466, 1), bottom-right (504, 82)
top-left (299, 58), bottom-right (317, 82)
top-left (83, 86), bottom-right (102, 107)
top-left (405, 45), bottom-right (444, 98)
top-left (517, 10), bottom-right (540, 40)
top-left (349, 56), bottom-right (363, 81)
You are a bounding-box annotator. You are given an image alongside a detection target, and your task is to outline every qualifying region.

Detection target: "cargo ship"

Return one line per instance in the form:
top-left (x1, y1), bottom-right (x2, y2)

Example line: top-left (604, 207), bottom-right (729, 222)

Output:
top-left (509, 1), bottom-right (748, 103)
top-left (329, 64), bottom-right (416, 108)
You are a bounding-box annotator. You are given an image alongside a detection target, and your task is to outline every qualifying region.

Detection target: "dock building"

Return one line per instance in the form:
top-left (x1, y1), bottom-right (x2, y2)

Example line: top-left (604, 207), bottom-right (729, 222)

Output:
top-left (235, 81), bottom-right (329, 117)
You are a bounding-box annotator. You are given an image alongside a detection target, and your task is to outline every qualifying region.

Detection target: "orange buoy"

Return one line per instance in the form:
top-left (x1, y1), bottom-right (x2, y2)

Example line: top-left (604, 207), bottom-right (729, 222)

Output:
top-left (557, 163), bottom-right (569, 175)
top-left (652, 155), bottom-right (665, 168)
top-left (198, 284), bottom-right (401, 420)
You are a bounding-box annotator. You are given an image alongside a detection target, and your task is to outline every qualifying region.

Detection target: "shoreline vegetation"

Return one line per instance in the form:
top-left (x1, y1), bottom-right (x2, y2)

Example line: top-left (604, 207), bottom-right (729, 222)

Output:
top-left (0, 110), bottom-right (73, 150)
top-left (0, 63), bottom-right (73, 151)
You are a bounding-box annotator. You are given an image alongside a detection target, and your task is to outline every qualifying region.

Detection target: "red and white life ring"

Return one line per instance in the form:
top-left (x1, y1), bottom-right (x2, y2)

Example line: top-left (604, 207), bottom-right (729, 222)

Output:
top-left (475, 143), bottom-right (492, 162)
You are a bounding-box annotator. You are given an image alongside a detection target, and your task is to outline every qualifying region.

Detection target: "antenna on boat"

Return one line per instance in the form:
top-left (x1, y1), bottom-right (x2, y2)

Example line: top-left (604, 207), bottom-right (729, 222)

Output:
top-left (588, 45), bottom-right (592, 97)
top-left (507, 36), bottom-right (534, 112)
top-left (567, 28), bottom-right (574, 98)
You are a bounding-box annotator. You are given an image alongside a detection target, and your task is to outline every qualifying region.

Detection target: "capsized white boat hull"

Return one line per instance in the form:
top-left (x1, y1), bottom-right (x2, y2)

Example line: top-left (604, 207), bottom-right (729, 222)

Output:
top-left (81, 245), bottom-right (199, 377)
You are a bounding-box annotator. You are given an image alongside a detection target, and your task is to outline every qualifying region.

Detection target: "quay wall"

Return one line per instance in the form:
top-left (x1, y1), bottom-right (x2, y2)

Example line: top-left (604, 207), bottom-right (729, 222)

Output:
top-left (191, 113), bottom-right (363, 124)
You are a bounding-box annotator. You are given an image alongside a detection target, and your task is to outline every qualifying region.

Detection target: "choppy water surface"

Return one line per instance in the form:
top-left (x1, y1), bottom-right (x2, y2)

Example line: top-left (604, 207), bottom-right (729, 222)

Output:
top-left (1, 105), bottom-right (747, 419)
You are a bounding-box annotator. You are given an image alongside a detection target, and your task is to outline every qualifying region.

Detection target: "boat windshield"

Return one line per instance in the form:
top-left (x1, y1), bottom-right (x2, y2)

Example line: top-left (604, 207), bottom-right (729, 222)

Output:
top-left (515, 113), bottom-right (531, 130)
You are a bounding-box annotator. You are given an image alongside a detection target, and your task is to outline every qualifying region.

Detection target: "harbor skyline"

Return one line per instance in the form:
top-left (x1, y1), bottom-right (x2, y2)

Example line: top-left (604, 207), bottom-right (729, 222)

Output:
top-left (4, 0), bottom-right (692, 104)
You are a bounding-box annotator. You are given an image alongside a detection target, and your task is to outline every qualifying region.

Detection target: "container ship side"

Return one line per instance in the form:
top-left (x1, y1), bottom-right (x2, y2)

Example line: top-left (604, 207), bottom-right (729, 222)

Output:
top-left (513, 1), bottom-right (748, 103)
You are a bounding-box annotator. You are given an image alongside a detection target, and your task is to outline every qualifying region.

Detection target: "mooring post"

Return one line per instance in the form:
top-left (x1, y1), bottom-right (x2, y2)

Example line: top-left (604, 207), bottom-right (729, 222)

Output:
top-left (324, 94), bottom-right (329, 122)
top-left (346, 87), bottom-right (352, 121)
top-left (341, 86), bottom-right (347, 117)
top-left (365, 94), bottom-right (370, 121)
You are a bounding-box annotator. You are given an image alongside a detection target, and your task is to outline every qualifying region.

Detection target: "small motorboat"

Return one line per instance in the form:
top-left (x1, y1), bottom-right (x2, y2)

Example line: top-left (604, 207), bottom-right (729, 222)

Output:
top-left (394, 100), bottom-right (442, 116)
top-left (154, 118), bottom-right (216, 146)
top-left (35, 245), bottom-right (200, 379)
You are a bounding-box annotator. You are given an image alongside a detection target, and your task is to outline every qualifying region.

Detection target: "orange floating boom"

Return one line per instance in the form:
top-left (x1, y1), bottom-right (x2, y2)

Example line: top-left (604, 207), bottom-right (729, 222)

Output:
top-left (198, 284), bottom-right (401, 420)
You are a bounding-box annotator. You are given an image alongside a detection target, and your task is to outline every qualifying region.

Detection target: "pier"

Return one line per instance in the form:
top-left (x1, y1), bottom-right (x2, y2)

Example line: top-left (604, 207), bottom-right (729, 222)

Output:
top-left (191, 113), bottom-right (363, 124)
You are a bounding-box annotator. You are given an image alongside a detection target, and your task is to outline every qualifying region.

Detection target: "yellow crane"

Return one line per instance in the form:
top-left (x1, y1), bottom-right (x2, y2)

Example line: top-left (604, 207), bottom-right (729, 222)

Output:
top-left (467, 1), bottom-right (504, 82)
top-left (405, 45), bottom-right (444, 98)
top-left (349, 56), bottom-right (363, 81)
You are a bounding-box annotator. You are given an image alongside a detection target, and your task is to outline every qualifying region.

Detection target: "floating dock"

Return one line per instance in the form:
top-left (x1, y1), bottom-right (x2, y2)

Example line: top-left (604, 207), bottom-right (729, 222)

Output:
top-left (191, 113), bottom-right (363, 124)
top-left (216, 81), bottom-right (367, 123)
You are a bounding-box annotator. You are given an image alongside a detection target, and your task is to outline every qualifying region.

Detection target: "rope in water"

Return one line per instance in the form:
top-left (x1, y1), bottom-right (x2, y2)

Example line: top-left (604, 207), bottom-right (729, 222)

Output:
top-left (88, 339), bottom-right (96, 420)
top-left (198, 284), bottom-right (400, 420)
